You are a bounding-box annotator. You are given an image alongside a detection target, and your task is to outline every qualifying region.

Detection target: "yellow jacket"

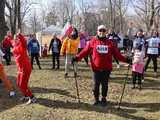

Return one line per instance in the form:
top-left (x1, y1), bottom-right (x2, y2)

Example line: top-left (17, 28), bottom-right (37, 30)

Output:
top-left (60, 37), bottom-right (80, 55)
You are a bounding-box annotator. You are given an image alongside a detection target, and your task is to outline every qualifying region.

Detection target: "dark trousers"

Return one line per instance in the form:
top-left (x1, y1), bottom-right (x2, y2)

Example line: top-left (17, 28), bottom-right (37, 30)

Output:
top-left (93, 70), bottom-right (110, 101)
top-left (3, 48), bottom-right (11, 65)
top-left (132, 71), bottom-right (142, 85)
top-left (52, 52), bottom-right (60, 69)
top-left (31, 53), bottom-right (41, 69)
top-left (145, 54), bottom-right (158, 72)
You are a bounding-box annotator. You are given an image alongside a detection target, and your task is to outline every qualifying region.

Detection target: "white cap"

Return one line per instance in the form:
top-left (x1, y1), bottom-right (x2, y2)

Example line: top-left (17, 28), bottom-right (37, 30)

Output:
top-left (97, 25), bottom-right (106, 30)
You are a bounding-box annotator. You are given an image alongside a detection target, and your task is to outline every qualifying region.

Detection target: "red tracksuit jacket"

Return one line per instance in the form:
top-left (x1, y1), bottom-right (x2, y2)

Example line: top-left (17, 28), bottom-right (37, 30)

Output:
top-left (11, 34), bottom-right (32, 97)
top-left (76, 36), bottom-right (126, 72)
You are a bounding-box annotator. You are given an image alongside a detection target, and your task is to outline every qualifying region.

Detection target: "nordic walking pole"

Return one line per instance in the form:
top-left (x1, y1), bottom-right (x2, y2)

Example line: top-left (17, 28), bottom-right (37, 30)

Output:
top-left (117, 64), bottom-right (130, 110)
top-left (72, 62), bottom-right (80, 103)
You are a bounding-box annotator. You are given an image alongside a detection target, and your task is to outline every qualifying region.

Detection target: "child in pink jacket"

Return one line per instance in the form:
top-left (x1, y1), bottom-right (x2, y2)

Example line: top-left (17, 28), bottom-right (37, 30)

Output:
top-left (132, 45), bottom-right (145, 89)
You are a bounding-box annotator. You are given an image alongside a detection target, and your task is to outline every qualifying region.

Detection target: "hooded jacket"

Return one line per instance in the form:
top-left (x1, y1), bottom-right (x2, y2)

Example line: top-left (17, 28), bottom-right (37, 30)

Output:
top-left (76, 36), bottom-right (126, 71)
top-left (11, 34), bottom-right (30, 64)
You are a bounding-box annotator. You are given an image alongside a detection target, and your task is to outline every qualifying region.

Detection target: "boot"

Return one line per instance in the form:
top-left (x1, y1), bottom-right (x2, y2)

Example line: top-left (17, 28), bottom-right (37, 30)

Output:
top-left (64, 73), bottom-right (68, 78)
top-left (101, 97), bottom-right (107, 106)
top-left (138, 84), bottom-right (142, 90)
top-left (39, 65), bottom-right (42, 69)
top-left (93, 97), bottom-right (100, 106)
top-left (132, 84), bottom-right (136, 89)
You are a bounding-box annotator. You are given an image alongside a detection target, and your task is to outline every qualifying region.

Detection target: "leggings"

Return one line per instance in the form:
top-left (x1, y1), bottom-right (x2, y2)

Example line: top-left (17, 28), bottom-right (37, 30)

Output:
top-left (0, 64), bottom-right (14, 91)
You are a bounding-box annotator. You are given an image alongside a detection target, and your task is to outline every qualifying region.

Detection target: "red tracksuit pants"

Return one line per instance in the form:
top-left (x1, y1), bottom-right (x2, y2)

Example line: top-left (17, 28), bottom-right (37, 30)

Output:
top-left (16, 59), bottom-right (32, 97)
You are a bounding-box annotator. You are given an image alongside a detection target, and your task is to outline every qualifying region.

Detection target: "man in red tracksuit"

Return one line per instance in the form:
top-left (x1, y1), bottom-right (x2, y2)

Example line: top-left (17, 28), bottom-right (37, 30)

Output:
top-left (10, 30), bottom-right (36, 104)
top-left (72, 25), bottom-right (130, 106)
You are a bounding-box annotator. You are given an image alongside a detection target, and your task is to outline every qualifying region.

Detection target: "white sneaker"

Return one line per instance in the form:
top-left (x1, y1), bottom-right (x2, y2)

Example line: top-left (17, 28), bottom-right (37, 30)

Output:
top-left (20, 96), bottom-right (29, 101)
top-left (154, 72), bottom-right (157, 77)
top-left (9, 91), bottom-right (15, 97)
top-left (26, 97), bottom-right (37, 105)
top-left (117, 64), bottom-right (120, 69)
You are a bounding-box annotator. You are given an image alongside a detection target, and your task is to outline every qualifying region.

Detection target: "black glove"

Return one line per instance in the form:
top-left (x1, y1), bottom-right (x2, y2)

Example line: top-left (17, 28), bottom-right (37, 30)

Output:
top-left (71, 56), bottom-right (78, 64)
top-left (126, 56), bottom-right (132, 65)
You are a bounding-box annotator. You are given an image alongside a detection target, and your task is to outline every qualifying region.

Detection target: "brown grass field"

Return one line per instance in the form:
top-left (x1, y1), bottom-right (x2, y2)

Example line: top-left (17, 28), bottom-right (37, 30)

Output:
top-left (0, 56), bottom-right (160, 120)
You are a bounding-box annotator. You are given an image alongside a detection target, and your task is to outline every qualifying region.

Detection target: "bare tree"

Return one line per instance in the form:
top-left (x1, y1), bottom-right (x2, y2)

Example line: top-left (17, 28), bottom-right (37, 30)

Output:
top-left (44, 6), bottom-right (58, 27)
top-left (0, 0), bottom-right (8, 42)
top-left (131, 0), bottom-right (157, 32)
top-left (17, 0), bottom-right (21, 29)
top-left (5, 0), bottom-right (18, 34)
top-left (55, 0), bottom-right (76, 26)
top-left (5, 0), bottom-right (37, 34)
top-left (154, 2), bottom-right (160, 30)
top-left (29, 10), bottom-right (41, 33)
top-left (77, 0), bottom-right (94, 31)
top-left (109, 0), bottom-right (114, 28)
top-left (114, 0), bottom-right (129, 32)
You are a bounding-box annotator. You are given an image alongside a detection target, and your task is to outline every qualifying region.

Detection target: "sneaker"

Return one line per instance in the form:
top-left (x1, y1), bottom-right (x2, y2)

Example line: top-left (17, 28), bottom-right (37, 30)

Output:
top-left (138, 84), bottom-right (142, 90)
top-left (93, 100), bottom-right (101, 106)
top-left (56, 66), bottom-right (60, 70)
top-left (132, 85), bottom-right (136, 89)
top-left (64, 73), bottom-right (68, 78)
top-left (132, 86), bottom-right (136, 89)
top-left (154, 72), bottom-right (157, 77)
top-left (101, 98), bottom-right (107, 106)
top-left (117, 64), bottom-right (120, 69)
top-left (9, 91), bottom-right (15, 97)
top-left (26, 96), bottom-right (37, 105)
top-left (74, 72), bottom-right (77, 77)
top-left (20, 96), bottom-right (29, 102)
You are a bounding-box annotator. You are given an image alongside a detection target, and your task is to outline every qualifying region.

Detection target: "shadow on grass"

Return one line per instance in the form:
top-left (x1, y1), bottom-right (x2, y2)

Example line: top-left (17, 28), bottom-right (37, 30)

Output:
top-left (31, 87), bottom-right (77, 99)
top-left (37, 98), bottom-right (151, 120)
top-left (142, 79), bottom-right (160, 90)
top-left (0, 76), bottom-right (22, 113)
top-left (109, 75), bottom-right (160, 90)
top-left (0, 96), bottom-right (20, 113)
top-left (121, 102), bottom-right (160, 112)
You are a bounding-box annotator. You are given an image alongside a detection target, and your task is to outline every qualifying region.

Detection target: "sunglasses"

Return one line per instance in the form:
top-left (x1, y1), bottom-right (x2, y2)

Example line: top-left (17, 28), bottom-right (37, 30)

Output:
top-left (99, 29), bottom-right (106, 32)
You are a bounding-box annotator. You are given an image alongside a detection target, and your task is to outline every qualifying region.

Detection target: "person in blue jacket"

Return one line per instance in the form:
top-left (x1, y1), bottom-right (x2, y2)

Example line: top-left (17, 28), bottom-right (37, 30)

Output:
top-left (28, 34), bottom-right (41, 69)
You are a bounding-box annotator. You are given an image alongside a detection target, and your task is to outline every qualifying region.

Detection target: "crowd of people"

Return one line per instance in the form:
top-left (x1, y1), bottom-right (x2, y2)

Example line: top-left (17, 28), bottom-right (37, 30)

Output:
top-left (0, 24), bottom-right (160, 106)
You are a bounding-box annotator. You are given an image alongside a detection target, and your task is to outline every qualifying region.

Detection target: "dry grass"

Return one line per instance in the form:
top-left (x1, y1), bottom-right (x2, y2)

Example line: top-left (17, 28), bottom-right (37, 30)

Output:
top-left (0, 57), bottom-right (160, 120)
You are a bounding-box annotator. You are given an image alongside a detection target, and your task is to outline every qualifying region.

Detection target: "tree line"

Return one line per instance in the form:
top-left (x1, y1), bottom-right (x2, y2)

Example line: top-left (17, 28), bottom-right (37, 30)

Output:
top-left (0, 0), bottom-right (160, 42)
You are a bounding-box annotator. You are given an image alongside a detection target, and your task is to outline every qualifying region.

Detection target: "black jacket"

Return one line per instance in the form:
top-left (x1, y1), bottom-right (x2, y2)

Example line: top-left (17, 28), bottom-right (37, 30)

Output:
top-left (49, 38), bottom-right (62, 53)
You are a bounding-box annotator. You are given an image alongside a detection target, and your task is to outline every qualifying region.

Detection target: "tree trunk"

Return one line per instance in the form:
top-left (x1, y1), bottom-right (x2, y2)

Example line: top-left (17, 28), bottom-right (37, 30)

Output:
top-left (109, 0), bottom-right (113, 28)
top-left (119, 0), bottom-right (123, 33)
top-left (150, 0), bottom-right (155, 29)
top-left (0, 0), bottom-right (8, 42)
top-left (17, 0), bottom-right (21, 29)
top-left (13, 0), bottom-right (18, 35)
